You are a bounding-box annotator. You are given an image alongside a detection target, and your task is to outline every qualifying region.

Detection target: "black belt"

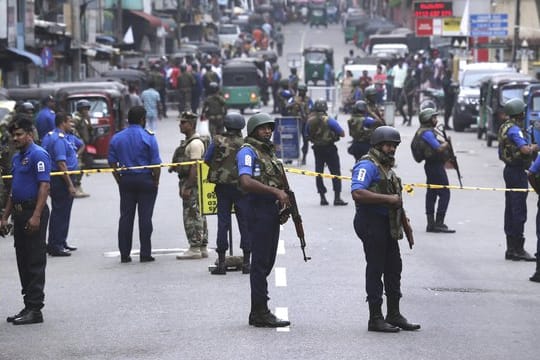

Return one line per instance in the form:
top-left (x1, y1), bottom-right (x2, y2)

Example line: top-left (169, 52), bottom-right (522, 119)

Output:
top-left (13, 199), bottom-right (37, 212)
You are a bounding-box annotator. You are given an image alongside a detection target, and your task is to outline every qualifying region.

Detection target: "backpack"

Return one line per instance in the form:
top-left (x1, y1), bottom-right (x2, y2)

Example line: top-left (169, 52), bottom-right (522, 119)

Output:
top-left (410, 131), bottom-right (425, 163)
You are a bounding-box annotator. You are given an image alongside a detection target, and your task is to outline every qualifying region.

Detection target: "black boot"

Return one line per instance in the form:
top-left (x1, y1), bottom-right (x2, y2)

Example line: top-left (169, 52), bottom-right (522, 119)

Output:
top-left (301, 154), bottom-right (306, 165)
top-left (426, 214), bottom-right (438, 232)
top-left (333, 192), bottom-right (348, 206)
top-left (211, 252), bottom-right (226, 275)
top-left (513, 237), bottom-right (536, 261)
top-left (368, 303), bottom-right (399, 333)
top-left (249, 302), bottom-right (290, 328)
top-left (320, 193), bottom-right (329, 206)
top-left (242, 250), bottom-right (251, 274)
top-left (505, 236), bottom-right (518, 260)
top-left (530, 256), bottom-right (540, 282)
top-left (385, 297), bottom-right (421, 331)
top-left (434, 213), bottom-right (456, 233)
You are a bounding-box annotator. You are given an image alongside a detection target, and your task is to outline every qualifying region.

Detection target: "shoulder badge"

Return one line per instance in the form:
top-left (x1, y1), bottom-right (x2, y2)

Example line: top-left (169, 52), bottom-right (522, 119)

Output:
top-left (145, 129), bottom-right (155, 135)
top-left (58, 132), bottom-right (65, 138)
top-left (48, 131), bottom-right (54, 135)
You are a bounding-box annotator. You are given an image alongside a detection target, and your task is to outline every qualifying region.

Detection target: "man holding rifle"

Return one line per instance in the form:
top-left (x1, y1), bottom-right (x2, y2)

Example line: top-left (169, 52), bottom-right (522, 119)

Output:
top-left (352, 126), bottom-right (419, 333)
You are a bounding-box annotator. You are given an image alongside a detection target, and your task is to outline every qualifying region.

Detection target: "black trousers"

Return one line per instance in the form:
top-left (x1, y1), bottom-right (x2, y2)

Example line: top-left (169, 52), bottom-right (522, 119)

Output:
top-left (215, 184), bottom-right (251, 253)
top-left (425, 160), bottom-right (450, 215)
top-left (504, 165), bottom-right (528, 239)
top-left (313, 144), bottom-right (342, 194)
top-left (13, 205), bottom-right (49, 310)
top-left (354, 211), bottom-right (402, 305)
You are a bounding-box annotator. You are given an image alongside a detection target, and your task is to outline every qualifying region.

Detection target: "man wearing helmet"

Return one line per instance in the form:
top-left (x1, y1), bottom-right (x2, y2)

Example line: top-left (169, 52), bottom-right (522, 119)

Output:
top-left (306, 99), bottom-right (348, 206)
top-left (364, 86), bottom-right (384, 125)
top-left (236, 113), bottom-right (291, 328)
top-left (498, 98), bottom-right (538, 261)
top-left (347, 100), bottom-right (383, 161)
top-left (205, 112), bottom-right (250, 275)
top-left (411, 108), bottom-right (455, 233)
top-left (201, 81), bottom-right (227, 137)
top-left (71, 100), bottom-right (94, 198)
top-left (203, 63), bottom-right (220, 95)
top-left (287, 83), bottom-right (313, 164)
top-left (352, 126), bottom-right (420, 333)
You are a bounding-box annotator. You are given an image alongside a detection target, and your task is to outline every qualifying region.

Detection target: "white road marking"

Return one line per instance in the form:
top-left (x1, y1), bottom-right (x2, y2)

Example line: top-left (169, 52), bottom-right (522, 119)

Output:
top-left (275, 307), bottom-right (290, 332)
top-left (103, 248), bottom-right (186, 257)
top-left (275, 267), bottom-right (287, 287)
top-left (277, 239), bottom-right (286, 255)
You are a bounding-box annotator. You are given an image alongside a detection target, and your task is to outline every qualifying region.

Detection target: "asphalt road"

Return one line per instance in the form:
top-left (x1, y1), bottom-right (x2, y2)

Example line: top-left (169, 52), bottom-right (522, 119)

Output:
top-left (0, 22), bottom-right (539, 360)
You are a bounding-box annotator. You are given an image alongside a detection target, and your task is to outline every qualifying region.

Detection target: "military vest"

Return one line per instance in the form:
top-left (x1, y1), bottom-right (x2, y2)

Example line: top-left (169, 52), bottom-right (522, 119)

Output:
top-left (411, 127), bottom-right (448, 163)
top-left (72, 112), bottom-right (93, 144)
top-left (366, 102), bottom-right (384, 124)
top-left (307, 113), bottom-right (337, 146)
top-left (498, 120), bottom-right (534, 167)
top-left (204, 95), bottom-right (226, 117)
top-left (289, 96), bottom-right (309, 121)
top-left (242, 137), bottom-right (284, 189)
top-left (207, 132), bottom-right (243, 185)
top-left (348, 115), bottom-right (374, 143)
top-left (361, 149), bottom-right (403, 240)
top-left (172, 134), bottom-right (205, 179)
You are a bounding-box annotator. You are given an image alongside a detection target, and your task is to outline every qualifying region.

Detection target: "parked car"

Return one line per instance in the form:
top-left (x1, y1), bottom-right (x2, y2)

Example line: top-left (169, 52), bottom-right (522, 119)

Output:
top-left (218, 24), bottom-right (241, 47)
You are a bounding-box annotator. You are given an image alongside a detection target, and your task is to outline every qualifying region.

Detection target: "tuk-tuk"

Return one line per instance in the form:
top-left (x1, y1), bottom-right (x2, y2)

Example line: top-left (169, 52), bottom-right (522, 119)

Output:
top-left (523, 84), bottom-right (540, 144)
top-left (222, 61), bottom-right (261, 114)
top-left (303, 45), bottom-right (333, 86)
top-left (343, 14), bottom-right (369, 44)
top-left (7, 83), bottom-right (70, 111)
top-left (478, 73), bottom-right (538, 147)
top-left (100, 69), bottom-right (148, 91)
top-left (253, 50), bottom-right (278, 64)
top-left (309, 3), bottom-right (327, 28)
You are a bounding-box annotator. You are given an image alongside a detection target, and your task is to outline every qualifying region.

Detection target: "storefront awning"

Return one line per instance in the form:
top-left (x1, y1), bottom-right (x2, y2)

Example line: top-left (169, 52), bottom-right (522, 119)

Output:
top-left (129, 10), bottom-right (162, 28)
top-left (7, 47), bottom-right (43, 67)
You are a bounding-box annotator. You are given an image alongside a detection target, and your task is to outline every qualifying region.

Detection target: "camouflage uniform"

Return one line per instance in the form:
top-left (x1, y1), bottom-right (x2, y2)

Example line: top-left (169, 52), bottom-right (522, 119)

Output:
top-left (366, 101), bottom-right (384, 124)
top-left (203, 70), bottom-right (220, 94)
top-left (202, 94), bottom-right (227, 137)
top-left (177, 72), bottom-right (196, 112)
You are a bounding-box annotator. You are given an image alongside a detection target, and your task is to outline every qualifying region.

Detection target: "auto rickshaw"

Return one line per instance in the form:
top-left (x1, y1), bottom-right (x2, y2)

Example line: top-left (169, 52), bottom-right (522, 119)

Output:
top-left (100, 69), bottom-right (148, 91)
top-left (222, 60), bottom-right (261, 113)
top-left (309, 2), bottom-right (327, 28)
top-left (343, 14), bottom-right (368, 44)
top-left (523, 84), bottom-right (540, 144)
top-left (303, 45), bottom-right (333, 86)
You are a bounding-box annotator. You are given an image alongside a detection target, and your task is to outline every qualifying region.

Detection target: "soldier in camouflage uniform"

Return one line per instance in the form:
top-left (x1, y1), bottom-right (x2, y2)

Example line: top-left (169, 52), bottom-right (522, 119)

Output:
top-left (202, 82), bottom-right (227, 138)
top-left (171, 111), bottom-right (209, 260)
top-left (364, 86), bottom-right (385, 125)
top-left (71, 100), bottom-right (93, 198)
top-left (347, 100), bottom-right (384, 161)
top-left (202, 64), bottom-right (220, 96)
top-left (287, 83), bottom-right (313, 164)
top-left (177, 64), bottom-right (196, 112)
top-left (204, 112), bottom-right (250, 275)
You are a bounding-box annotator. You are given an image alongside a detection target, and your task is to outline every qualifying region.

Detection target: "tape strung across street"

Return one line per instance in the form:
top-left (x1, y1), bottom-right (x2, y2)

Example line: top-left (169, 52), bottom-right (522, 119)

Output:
top-left (1, 161), bottom-right (534, 193)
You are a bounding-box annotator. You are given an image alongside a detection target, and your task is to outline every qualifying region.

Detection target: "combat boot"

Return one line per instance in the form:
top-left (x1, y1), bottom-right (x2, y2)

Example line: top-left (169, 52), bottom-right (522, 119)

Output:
top-left (200, 245), bottom-right (209, 258)
top-left (426, 214), bottom-right (439, 233)
top-left (530, 256), bottom-right (540, 282)
top-left (242, 250), bottom-right (251, 274)
top-left (385, 297), bottom-right (421, 331)
top-left (249, 302), bottom-right (290, 328)
top-left (176, 246), bottom-right (202, 260)
top-left (211, 252), bottom-right (226, 275)
top-left (505, 236), bottom-right (518, 260)
top-left (513, 237), bottom-right (536, 261)
top-left (333, 192), bottom-right (348, 206)
top-left (434, 213), bottom-right (456, 233)
top-left (320, 193), bottom-right (329, 206)
top-left (301, 155), bottom-right (306, 165)
top-left (367, 303), bottom-right (399, 333)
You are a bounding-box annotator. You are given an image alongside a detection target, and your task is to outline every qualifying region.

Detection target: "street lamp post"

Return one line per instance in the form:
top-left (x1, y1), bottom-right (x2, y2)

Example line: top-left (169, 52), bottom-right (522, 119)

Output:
top-left (518, 39), bottom-right (533, 75)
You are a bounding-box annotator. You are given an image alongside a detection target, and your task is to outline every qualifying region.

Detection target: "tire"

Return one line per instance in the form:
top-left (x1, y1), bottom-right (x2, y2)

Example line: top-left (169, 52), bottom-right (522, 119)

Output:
top-left (486, 134), bottom-right (493, 147)
top-left (240, 108), bottom-right (245, 114)
top-left (454, 120), bottom-right (465, 132)
top-left (477, 126), bottom-right (483, 139)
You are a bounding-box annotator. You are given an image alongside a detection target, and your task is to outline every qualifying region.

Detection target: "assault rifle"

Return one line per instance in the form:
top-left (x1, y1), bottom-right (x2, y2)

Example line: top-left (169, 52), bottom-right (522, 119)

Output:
top-left (437, 124), bottom-right (463, 188)
top-left (280, 163), bottom-right (311, 262)
top-left (401, 208), bottom-right (414, 250)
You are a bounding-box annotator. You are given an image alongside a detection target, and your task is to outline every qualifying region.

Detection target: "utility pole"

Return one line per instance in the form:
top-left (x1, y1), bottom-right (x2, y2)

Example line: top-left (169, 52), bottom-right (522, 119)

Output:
top-left (511, 0), bottom-right (521, 63)
top-left (116, 0), bottom-right (123, 46)
top-left (72, 0), bottom-right (82, 81)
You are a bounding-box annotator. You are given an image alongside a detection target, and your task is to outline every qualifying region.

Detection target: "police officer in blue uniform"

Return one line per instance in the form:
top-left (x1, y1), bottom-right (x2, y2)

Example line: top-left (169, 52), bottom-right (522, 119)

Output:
top-left (41, 112), bottom-right (78, 256)
top-left (237, 113), bottom-right (291, 328)
top-left (1, 114), bottom-right (51, 325)
top-left (35, 95), bottom-right (56, 141)
top-left (527, 155), bottom-right (540, 282)
top-left (352, 126), bottom-right (420, 333)
top-left (498, 98), bottom-right (537, 261)
top-left (108, 106), bottom-right (161, 263)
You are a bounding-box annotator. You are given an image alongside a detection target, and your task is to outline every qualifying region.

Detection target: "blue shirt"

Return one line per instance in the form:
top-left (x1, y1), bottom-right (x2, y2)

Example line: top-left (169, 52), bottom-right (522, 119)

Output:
top-left (108, 124), bottom-right (161, 174)
top-left (364, 116), bottom-right (376, 128)
top-left (304, 117), bottom-right (344, 137)
top-left (41, 128), bottom-right (79, 171)
top-left (11, 143), bottom-right (51, 202)
top-left (237, 146), bottom-right (258, 177)
top-left (67, 133), bottom-right (84, 152)
top-left (351, 159), bottom-right (388, 215)
top-left (421, 130), bottom-right (441, 150)
top-left (324, 63), bottom-right (333, 82)
top-left (140, 88), bottom-right (161, 118)
top-left (530, 154), bottom-right (540, 174)
top-left (35, 107), bottom-right (55, 140)
top-left (507, 125), bottom-right (528, 148)
top-left (204, 142), bottom-right (215, 163)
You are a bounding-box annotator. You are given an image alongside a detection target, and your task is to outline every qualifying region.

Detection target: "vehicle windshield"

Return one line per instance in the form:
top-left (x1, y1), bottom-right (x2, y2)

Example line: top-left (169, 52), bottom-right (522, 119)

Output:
top-left (462, 68), bottom-right (514, 87)
top-left (68, 98), bottom-right (109, 118)
top-left (219, 26), bottom-right (237, 35)
top-left (532, 95), bottom-right (540, 111)
top-left (0, 108), bottom-right (10, 122)
top-left (500, 87), bottom-right (525, 104)
top-left (223, 71), bottom-right (258, 86)
top-left (305, 52), bottom-right (327, 64)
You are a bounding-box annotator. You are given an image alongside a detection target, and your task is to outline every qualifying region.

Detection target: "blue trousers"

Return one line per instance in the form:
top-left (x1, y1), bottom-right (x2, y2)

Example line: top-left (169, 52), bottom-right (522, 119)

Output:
top-left (215, 184), bottom-right (250, 253)
top-left (425, 160), bottom-right (450, 215)
top-left (118, 173), bottom-right (158, 258)
top-left (48, 176), bottom-right (74, 252)
top-left (536, 198), bottom-right (540, 256)
top-left (354, 211), bottom-right (402, 305)
top-left (503, 165), bottom-right (528, 239)
top-left (248, 196), bottom-right (280, 304)
top-left (313, 144), bottom-right (342, 194)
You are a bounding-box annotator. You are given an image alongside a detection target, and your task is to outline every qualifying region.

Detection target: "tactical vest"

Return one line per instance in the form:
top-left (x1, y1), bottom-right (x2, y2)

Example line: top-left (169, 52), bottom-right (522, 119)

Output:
top-left (289, 96), bottom-right (309, 120)
top-left (308, 113), bottom-right (337, 146)
top-left (172, 134), bottom-right (205, 179)
top-left (207, 132), bottom-right (244, 185)
top-left (242, 137), bottom-right (284, 189)
top-left (204, 95), bottom-right (226, 117)
top-left (72, 112), bottom-right (93, 144)
top-left (498, 120), bottom-right (534, 167)
top-left (348, 115), bottom-right (374, 143)
top-left (366, 103), bottom-right (384, 124)
top-left (411, 127), bottom-right (448, 163)
top-left (361, 149), bottom-right (403, 240)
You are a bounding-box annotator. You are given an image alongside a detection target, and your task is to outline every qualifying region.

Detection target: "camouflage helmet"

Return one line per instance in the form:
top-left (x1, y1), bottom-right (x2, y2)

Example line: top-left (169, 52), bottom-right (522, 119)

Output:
top-left (76, 99), bottom-right (91, 110)
top-left (503, 98), bottom-right (526, 116)
top-left (353, 100), bottom-right (367, 114)
top-left (297, 83), bottom-right (307, 93)
top-left (224, 112), bottom-right (245, 130)
top-left (419, 99), bottom-right (437, 112)
top-left (364, 86), bottom-right (377, 98)
top-left (247, 113), bottom-right (274, 135)
top-left (419, 108), bottom-right (439, 125)
top-left (370, 126), bottom-right (401, 146)
top-left (313, 99), bottom-right (328, 112)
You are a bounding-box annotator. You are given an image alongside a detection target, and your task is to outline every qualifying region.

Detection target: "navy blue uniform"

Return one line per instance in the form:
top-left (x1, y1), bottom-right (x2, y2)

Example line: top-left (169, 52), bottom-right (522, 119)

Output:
top-left (421, 130), bottom-right (450, 216)
top-left (108, 125), bottom-right (161, 259)
top-left (41, 129), bottom-right (78, 253)
top-left (530, 156), bottom-right (540, 261)
top-left (35, 107), bottom-right (55, 140)
top-left (10, 143), bottom-right (51, 310)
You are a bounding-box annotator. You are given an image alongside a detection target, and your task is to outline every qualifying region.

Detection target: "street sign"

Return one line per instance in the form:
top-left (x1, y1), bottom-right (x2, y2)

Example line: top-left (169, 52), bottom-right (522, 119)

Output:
top-left (470, 13), bottom-right (509, 37)
top-left (40, 47), bottom-right (53, 69)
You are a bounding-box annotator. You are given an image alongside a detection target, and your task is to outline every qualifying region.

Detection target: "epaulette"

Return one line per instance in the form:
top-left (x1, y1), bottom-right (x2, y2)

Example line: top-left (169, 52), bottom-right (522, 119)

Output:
top-left (47, 131), bottom-right (54, 135)
top-left (145, 129), bottom-right (155, 135)
top-left (58, 132), bottom-right (65, 138)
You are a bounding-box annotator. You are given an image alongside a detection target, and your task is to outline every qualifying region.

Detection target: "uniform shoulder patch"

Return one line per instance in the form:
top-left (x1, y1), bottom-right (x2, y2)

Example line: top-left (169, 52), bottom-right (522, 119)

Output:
top-left (58, 132), bottom-right (65, 138)
top-left (48, 131), bottom-right (54, 135)
top-left (145, 129), bottom-right (155, 135)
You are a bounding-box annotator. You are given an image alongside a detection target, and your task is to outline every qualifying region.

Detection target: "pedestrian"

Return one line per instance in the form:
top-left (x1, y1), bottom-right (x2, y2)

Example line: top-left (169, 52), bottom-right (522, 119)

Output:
top-left (1, 114), bottom-right (50, 325)
top-left (324, 62), bottom-right (334, 101)
top-left (140, 79), bottom-right (161, 132)
top-left (205, 112), bottom-right (250, 275)
top-left (288, 67), bottom-right (299, 94)
top-left (358, 70), bottom-right (372, 92)
top-left (271, 64), bottom-right (282, 114)
top-left (351, 125), bottom-right (420, 332)
top-left (35, 96), bottom-right (56, 141)
top-left (236, 113), bottom-right (291, 328)
top-left (108, 106), bottom-right (161, 263)
top-left (201, 82), bottom-right (227, 138)
top-left (400, 68), bottom-right (416, 126)
top-left (287, 83), bottom-right (313, 165)
top-left (71, 100), bottom-right (93, 198)
top-left (203, 63), bottom-right (220, 96)
top-left (347, 100), bottom-right (383, 162)
top-left (177, 64), bottom-right (196, 112)
top-left (410, 108), bottom-right (455, 233)
top-left (128, 84), bottom-right (143, 111)
top-left (497, 98), bottom-right (537, 261)
top-left (441, 69), bottom-right (456, 130)
top-left (306, 99), bottom-right (348, 206)
top-left (148, 63), bottom-right (167, 118)
top-left (191, 63), bottom-right (203, 113)
top-left (172, 111), bottom-right (209, 260)
top-left (391, 58), bottom-right (407, 110)
top-left (274, 25), bottom-right (284, 57)
top-left (41, 112), bottom-right (79, 256)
